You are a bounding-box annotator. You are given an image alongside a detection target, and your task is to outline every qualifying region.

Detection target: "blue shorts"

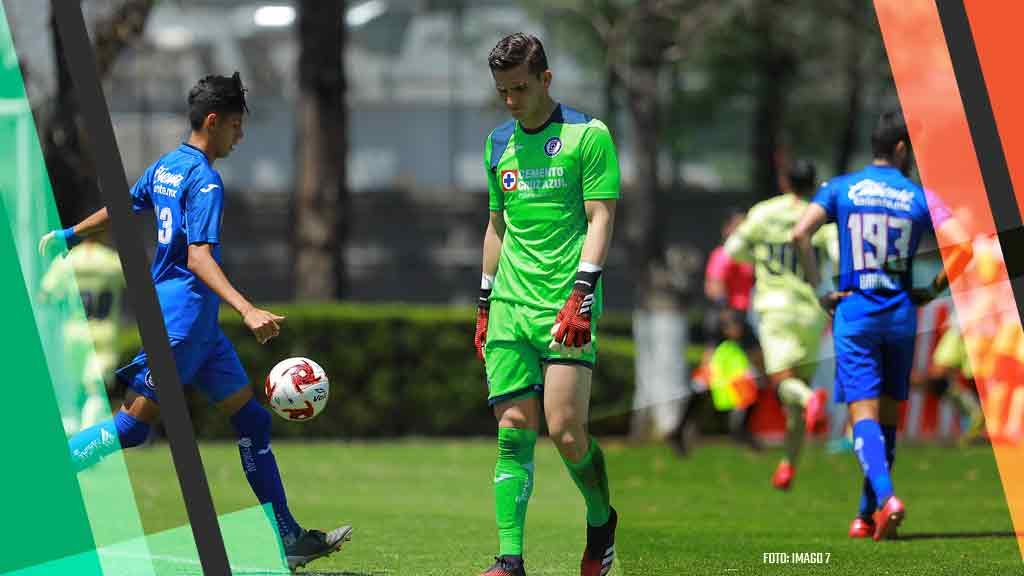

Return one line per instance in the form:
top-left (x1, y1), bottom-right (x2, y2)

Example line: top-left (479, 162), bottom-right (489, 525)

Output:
top-left (833, 301), bottom-right (917, 404)
top-left (115, 330), bottom-right (249, 404)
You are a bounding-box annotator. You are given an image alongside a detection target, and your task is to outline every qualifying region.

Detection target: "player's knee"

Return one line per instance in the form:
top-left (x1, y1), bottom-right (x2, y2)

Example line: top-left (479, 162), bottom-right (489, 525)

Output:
top-left (548, 420), bottom-right (585, 452)
top-left (114, 411), bottom-right (150, 449)
top-left (230, 398), bottom-right (271, 444)
top-left (494, 399), bottom-right (537, 429)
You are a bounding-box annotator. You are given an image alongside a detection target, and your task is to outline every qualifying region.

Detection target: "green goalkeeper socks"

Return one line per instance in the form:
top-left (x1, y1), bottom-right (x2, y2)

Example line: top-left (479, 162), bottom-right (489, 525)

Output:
top-left (562, 437), bottom-right (611, 527)
top-left (495, 427), bottom-right (537, 556)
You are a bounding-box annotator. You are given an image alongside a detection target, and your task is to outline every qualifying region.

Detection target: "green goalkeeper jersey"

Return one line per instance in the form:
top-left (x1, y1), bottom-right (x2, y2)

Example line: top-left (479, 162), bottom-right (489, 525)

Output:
top-left (485, 104), bottom-right (620, 314)
top-left (724, 193), bottom-right (838, 316)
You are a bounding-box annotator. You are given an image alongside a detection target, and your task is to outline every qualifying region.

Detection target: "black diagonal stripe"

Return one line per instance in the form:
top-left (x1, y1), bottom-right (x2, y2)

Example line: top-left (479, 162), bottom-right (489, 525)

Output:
top-left (936, 1), bottom-right (1024, 319)
top-left (50, 4), bottom-right (231, 574)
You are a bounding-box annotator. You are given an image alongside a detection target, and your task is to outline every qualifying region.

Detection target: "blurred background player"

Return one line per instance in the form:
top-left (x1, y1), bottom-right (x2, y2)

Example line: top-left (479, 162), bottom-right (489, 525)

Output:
top-left (474, 33), bottom-right (619, 576)
top-left (38, 231), bottom-right (124, 433)
top-left (723, 159), bottom-right (837, 490)
top-left (39, 72), bottom-right (351, 571)
top-left (793, 109), bottom-right (972, 541)
top-left (704, 210), bottom-right (755, 341)
top-left (668, 211), bottom-right (760, 456)
top-left (931, 313), bottom-right (984, 445)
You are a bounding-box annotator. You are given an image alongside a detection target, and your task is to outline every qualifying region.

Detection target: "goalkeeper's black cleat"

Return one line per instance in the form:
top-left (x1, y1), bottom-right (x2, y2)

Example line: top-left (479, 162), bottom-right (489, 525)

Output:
top-left (581, 507), bottom-right (617, 576)
top-left (285, 525), bottom-right (353, 571)
top-left (479, 555), bottom-right (527, 576)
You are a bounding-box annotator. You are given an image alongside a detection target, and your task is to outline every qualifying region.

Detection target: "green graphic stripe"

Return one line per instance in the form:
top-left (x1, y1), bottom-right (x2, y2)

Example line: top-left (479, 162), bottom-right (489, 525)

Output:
top-left (0, 2), bottom-right (102, 573)
top-left (1, 2), bottom-right (288, 572)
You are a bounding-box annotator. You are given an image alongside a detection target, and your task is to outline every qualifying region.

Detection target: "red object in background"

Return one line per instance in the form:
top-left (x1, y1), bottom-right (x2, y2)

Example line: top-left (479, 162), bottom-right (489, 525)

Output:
top-left (705, 246), bottom-right (754, 312)
top-left (749, 386), bottom-right (787, 442)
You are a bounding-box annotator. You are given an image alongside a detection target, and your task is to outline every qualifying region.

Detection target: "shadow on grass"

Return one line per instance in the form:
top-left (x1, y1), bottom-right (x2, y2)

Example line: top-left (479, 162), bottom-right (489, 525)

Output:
top-left (234, 565), bottom-right (385, 569)
top-left (294, 572), bottom-right (384, 576)
top-left (897, 531), bottom-right (1023, 541)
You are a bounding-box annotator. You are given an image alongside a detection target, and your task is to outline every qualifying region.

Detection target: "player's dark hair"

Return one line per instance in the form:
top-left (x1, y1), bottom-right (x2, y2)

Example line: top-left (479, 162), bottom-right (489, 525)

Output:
top-left (871, 109), bottom-right (909, 161)
top-left (788, 159), bottom-right (817, 194)
top-left (187, 72), bottom-right (248, 131)
top-left (488, 33), bottom-right (548, 76)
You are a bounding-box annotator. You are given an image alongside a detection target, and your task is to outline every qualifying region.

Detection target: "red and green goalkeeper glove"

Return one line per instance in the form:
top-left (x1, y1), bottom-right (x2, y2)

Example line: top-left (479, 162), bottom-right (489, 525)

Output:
top-left (550, 266), bottom-right (601, 355)
top-left (474, 274), bottom-right (494, 361)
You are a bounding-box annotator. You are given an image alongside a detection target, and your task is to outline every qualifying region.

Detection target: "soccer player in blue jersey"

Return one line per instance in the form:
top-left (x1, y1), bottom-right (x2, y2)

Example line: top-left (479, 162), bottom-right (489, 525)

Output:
top-left (792, 110), bottom-right (972, 540)
top-left (40, 73), bottom-right (352, 570)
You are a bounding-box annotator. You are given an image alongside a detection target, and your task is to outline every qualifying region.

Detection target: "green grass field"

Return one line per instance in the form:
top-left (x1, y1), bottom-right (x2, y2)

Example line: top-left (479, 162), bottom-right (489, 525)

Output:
top-left (120, 439), bottom-right (1022, 575)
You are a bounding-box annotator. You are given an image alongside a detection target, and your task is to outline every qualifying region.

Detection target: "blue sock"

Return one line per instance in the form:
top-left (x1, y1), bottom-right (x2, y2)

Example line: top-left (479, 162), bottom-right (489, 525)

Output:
top-left (231, 399), bottom-right (301, 542)
top-left (69, 411), bottom-right (150, 472)
top-left (858, 425), bottom-right (898, 517)
top-left (882, 425), bottom-right (897, 469)
top-left (858, 477), bottom-right (877, 518)
top-left (853, 419), bottom-right (893, 505)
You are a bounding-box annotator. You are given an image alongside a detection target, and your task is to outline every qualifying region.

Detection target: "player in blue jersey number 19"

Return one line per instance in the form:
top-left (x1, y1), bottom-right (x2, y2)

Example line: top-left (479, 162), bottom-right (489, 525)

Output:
top-left (39, 73), bottom-right (351, 571)
top-left (792, 110), bottom-right (973, 541)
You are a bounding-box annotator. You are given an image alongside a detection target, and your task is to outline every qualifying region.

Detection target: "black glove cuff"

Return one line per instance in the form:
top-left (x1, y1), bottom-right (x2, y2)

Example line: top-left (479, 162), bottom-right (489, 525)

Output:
top-left (479, 288), bottom-right (492, 309)
top-left (573, 269), bottom-right (601, 295)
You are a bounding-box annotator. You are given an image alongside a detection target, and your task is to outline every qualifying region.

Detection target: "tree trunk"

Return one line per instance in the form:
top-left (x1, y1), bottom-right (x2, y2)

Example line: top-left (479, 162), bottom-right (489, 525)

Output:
top-left (294, 0), bottom-right (347, 300)
top-left (623, 1), bottom-right (671, 311)
top-left (750, 5), bottom-right (795, 200)
top-left (624, 1), bottom-right (686, 439)
top-left (833, 40), bottom-right (863, 175)
top-left (44, 0), bottom-right (155, 224)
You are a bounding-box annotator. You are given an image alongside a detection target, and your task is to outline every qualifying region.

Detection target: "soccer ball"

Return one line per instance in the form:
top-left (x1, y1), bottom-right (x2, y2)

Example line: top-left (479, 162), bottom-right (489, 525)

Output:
top-left (265, 357), bottom-right (329, 422)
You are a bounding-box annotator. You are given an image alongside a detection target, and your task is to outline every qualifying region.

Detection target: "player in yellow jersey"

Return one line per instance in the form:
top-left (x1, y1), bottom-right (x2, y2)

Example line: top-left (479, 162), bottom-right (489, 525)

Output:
top-left (724, 160), bottom-right (837, 491)
top-left (39, 234), bottom-right (124, 433)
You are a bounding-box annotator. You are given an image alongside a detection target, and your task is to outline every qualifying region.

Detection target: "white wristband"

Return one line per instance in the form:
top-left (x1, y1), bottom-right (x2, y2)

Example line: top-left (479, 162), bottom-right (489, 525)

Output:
top-left (578, 261), bottom-right (603, 273)
top-left (481, 273), bottom-right (495, 290)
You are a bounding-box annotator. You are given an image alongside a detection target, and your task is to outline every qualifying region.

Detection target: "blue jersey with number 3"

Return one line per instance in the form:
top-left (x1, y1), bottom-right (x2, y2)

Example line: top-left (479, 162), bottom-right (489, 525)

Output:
top-left (812, 164), bottom-right (950, 318)
top-left (129, 143), bottom-right (225, 340)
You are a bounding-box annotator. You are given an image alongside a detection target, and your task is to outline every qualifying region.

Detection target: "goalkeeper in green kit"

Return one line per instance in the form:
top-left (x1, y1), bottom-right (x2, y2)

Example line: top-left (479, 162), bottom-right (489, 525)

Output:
top-left (473, 33), bottom-right (620, 576)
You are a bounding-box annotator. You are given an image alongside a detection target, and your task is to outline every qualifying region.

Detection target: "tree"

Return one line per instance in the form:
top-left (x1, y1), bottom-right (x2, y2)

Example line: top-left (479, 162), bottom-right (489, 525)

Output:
top-left (695, 0), bottom-right (890, 189)
top-left (43, 0), bottom-right (156, 224)
top-left (524, 0), bottom-right (746, 437)
top-left (293, 0), bottom-right (347, 300)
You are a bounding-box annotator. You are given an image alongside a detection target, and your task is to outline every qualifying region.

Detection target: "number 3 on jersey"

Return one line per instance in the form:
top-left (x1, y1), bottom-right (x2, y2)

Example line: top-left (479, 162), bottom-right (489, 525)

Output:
top-left (847, 213), bottom-right (911, 272)
top-left (158, 206), bottom-right (173, 244)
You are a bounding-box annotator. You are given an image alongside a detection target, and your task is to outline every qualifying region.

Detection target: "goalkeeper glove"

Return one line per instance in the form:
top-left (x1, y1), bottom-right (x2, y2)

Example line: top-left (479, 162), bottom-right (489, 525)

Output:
top-left (39, 226), bottom-right (81, 259)
top-left (474, 275), bottom-right (493, 362)
top-left (550, 266), bottom-right (600, 354)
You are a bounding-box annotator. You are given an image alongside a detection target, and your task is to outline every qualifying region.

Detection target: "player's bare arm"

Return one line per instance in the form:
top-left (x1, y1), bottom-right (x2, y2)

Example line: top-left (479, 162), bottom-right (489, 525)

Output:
top-left (70, 207), bottom-right (111, 237)
top-left (483, 210), bottom-right (505, 277)
top-left (187, 242), bottom-right (284, 344)
top-left (550, 199), bottom-right (616, 352)
top-left (793, 203), bottom-right (847, 313)
top-left (580, 199), bottom-right (616, 267)
top-left (475, 210), bottom-right (505, 361)
top-left (38, 207), bottom-right (111, 257)
top-left (913, 216), bottom-right (974, 304)
top-left (792, 203), bottom-right (827, 288)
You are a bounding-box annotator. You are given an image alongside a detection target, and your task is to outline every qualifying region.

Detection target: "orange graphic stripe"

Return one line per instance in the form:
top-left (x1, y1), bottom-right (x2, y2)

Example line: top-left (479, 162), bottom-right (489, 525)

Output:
top-left (875, 0), bottom-right (1024, 559)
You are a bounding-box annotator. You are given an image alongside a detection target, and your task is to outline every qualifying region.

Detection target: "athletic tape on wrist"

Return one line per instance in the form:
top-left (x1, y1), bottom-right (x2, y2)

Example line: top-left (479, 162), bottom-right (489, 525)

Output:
top-left (62, 226), bottom-right (82, 249)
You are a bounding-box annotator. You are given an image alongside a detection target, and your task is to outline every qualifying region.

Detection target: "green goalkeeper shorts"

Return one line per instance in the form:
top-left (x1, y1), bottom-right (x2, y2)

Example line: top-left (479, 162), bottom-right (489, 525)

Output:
top-left (758, 310), bottom-right (825, 380)
top-left (484, 299), bottom-right (599, 406)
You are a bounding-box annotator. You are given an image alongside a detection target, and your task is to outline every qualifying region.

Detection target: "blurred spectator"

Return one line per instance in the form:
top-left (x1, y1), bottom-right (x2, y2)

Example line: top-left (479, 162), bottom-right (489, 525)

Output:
top-left (704, 211), bottom-right (754, 313)
top-left (668, 211), bottom-right (761, 457)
